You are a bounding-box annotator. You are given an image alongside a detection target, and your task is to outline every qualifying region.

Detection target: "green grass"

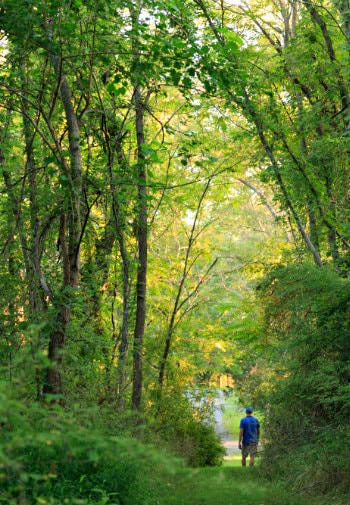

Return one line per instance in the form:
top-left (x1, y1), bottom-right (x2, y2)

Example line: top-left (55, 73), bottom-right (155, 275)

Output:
top-left (156, 463), bottom-right (335, 505)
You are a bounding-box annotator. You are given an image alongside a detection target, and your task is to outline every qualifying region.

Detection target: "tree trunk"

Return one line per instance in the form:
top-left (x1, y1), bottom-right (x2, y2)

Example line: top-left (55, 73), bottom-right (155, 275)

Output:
top-left (304, 2), bottom-right (349, 114)
top-left (112, 194), bottom-right (131, 406)
top-left (132, 83), bottom-right (147, 410)
top-left (243, 94), bottom-right (323, 266)
top-left (92, 218), bottom-right (115, 336)
top-left (43, 213), bottom-right (70, 396)
top-left (307, 200), bottom-right (320, 255)
top-left (43, 42), bottom-right (83, 396)
top-left (296, 96), bottom-right (321, 260)
top-left (325, 175), bottom-right (339, 264)
top-left (20, 61), bottom-right (43, 314)
top-left (116, 256), bottom-right (131, 407)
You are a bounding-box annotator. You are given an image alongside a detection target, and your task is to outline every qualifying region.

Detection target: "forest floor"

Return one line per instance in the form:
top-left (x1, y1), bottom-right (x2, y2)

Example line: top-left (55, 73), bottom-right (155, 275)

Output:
top-left (158, 457), bottom-right (340, 505)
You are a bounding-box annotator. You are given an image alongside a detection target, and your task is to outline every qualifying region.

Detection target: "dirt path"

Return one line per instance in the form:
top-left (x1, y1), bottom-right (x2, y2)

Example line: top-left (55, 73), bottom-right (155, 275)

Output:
top-left (222, 438), bottom-right (240, 456)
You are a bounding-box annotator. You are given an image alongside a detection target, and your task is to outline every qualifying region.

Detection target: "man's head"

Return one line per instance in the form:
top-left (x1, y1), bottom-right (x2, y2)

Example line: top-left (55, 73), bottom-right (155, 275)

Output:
top-left (245, 406), bottom-right (253, 415)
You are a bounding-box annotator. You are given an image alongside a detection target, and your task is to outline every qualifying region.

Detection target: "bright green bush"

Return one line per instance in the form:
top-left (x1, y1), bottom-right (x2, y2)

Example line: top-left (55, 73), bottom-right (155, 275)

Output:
top-left (250, 264), bottom-right (350, 494)
top-left (0, 387), bottom-right (179, 505)
top-left (147, 391), bottom-right (225, 467)
top-left (263, 426), bottom-right (350, 494)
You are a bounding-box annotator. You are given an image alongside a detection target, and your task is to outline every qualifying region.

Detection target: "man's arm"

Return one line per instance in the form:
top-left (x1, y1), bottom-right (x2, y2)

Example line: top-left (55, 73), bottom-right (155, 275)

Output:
top-left (239, 427), bottom-right (244, 449)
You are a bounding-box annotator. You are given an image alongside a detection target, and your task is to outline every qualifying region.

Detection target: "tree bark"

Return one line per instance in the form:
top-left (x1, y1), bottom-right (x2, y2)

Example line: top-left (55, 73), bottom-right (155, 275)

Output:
top-left (44, 214), bottom-right (70, 396)
top-left (20, 61), bottom-right (43, 314)
top-left (112, 198), bottom-right (131, 406)
top-left (43, 34), bottom-right (83, 396)
top-left (242, 95), bottom-right (323, 266)
top-left (304, 1), bottom-right (349, 114)
top-left (325, 175), bottom-right (339, 264)
top-left (132, 83), bottom-right (147, 410)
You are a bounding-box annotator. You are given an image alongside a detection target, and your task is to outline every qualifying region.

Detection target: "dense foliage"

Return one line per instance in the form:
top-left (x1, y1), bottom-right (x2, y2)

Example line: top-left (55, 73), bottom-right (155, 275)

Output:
top-left (1, 0), bottom-right (350, 500)
top-left (0, 385), bottom-right (183, 505)
top-left (248, 265), bottom-right (350, 493)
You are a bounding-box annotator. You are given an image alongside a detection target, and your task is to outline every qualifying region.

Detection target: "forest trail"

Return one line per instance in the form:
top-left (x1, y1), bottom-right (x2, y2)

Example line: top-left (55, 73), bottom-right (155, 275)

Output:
top-left (161, 464), bottom-right (318, 505)
top-left (2, 0), bottom-right (349, 502)
top-left (159, 394), bottom-right (321, 505)
top-left (162, 392), bottom-right (288, 505)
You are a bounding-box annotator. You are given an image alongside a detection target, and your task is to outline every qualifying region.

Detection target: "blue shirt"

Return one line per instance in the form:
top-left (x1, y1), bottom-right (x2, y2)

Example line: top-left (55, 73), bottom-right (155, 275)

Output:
top-left (240, 415), bottom-right (260, 445)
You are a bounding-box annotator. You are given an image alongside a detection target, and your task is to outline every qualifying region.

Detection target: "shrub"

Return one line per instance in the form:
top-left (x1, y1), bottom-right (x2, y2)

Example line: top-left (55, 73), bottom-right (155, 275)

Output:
top-left (0, 386), bottom-right (177, 505)
top-left (147, 391), bottom-right (225, 467)
top-left (245, 264), bottom-right (350, 494)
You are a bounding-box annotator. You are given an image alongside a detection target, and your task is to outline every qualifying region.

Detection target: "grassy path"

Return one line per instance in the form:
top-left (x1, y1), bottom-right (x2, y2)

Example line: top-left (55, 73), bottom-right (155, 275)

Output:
top-left (156, 391), bottom-right (335, 505)
top-left (155, 393), bottom-right (339, 505)
top-left (158, 459), bottom-right (332, 505)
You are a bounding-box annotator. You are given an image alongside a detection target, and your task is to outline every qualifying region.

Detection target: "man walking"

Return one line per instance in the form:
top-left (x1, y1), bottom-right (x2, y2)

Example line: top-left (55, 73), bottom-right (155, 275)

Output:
top-left (238, 406), bottom-right (260, 466)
